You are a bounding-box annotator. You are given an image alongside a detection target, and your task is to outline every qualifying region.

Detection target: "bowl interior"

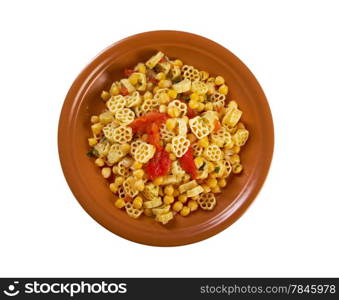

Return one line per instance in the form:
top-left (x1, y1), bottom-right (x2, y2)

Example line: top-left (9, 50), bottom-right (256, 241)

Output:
top-left (59, 31), bottom-right (273, 246)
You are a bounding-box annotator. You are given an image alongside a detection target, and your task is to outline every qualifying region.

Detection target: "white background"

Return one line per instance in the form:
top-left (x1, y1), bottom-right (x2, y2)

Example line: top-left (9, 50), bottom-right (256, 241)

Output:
top-left (0, 0), bottom-right (338, 277)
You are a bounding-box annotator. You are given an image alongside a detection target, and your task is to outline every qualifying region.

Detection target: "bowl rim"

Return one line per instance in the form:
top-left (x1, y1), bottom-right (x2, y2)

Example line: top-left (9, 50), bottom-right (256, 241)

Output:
top-left (58, 30), bottom-right (274, 246)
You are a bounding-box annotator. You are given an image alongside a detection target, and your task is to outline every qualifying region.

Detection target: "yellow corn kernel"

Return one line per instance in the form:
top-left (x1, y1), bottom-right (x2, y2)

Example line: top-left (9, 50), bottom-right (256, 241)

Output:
top-left (144, 208), bottom-right (153, 216)
top-left (173, 189), bottom-right (179, 197)
top-left (178, 194), bottom-right (188, 203)
top-left (115, 198), bottom-right (125, 209)
top-left (182, 116), bottom-right (189, 124)
top-left (206, 178), bottom-right (218, 188)
top-left (166, 118), bottom-right (177, 131)
top-left (159, 92), bottom-right (170, 104)
top-left (232, 146), bottom-right (241, 154)
top-left (218, 178), bottom-right (227, 188)
top-left (180, 206), bottom-right (191, 216)
top-left (215, 76), bottom-right (225, 86)
top-left (218, 84), bottom-right (229, 95)
top-left (134, 179), bottom-right (145, 191)
top-left (207, 162), bottom-right (215, 173)
top-left (141, 133), bottom-right (148, 142)
top-left (115, 176), bottom-right (124, 186)
top-left (201, 184), bottom-right (211, 193)
top-left (168, 89), bottom-right (177, 99)
top-left (197, 102), bottom-right (205, 112)
top-left (173, 59), bottom-right (183, 67)
top-left (228, 100), bottom-right (238, 108)
top-left (169, 153), bottom-right (176, 161)
top-left (172, 201), bottom-right (183, 212)
top-left (143, 91), bottom-right (153, 100)
top-left (158, 79), bottom-right (172, 88)
top-left (95, 158), bottom-right (105, 167)
top-left (230, 154), bottom-right (240, 165)
top-left (99, 112), bottom-right (113, 124)
top-left (189, 100), bottom-right (199, 109)
top-left (187, 133), bottom-right (197, 143)
top-left (133, 169), bottom-right (144, 179)
top-left (133, 196), bottom-right (143, 209)
top-left (155, 72), bottom-right (166, 81)
top-left (190, 93), bottom-right (200, 101)
top-left (204, 102), bottom-right (213, 111)
top-left (91, 123), bottom-right (103, 135)
top-left (211, 186), bottom-right (221, 193)
top-left (209, 172), bottom-right (218, 178)
top-left (112, 166), bottom-right (119, 174)
top-left (167, 106), bottom-right (180, 118)
top-left (121, 143), bottom-right (131, 154)
top-left (110, 85), bottom-right (119, 95)
top-left (128, 73), bottom-right (139, 85)
top-left (165, 143), bottom-right (172, 152)
top-left (197, 136), bottom-right (209, 148)
top-left (164, 185), bottom-right (174, 196)
top-left (153, 176), bottom-right (164, 186)
top-left (182, 174), bottom-right (190, 183)
top-left (164, 195), bottom-right (174, 204)
top-left (137, 63), bottom-right (146, 74)
top-left (88, 138), bottom-right (97, 147)
top-left (159, 104), bottom-right (167, 113)
top-left (200, 71), bottom-right (209, 81)
top-left (233, 164), bottom-right (243, 174)
top-left (91, 115), bottom-right (99, 123)
top-left (153, 86), bottom-right (160, 93)
top-left (101, 167), bottom-right (111, 179)
top-left (101, 90), bottom-right (110, 101)
top-left (109, 183), bottom-right (118, 193)
top-left (194, 157), bottom-right (204, 168)
top-left (187, 200), bottom-right (198, 212)
top-left (131, 161), bottom-right (143, 170)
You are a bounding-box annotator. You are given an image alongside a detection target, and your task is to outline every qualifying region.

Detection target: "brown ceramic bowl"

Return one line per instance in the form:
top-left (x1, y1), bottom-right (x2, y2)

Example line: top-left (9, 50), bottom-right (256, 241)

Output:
top-left (58, 30), bottom-right (274, 246)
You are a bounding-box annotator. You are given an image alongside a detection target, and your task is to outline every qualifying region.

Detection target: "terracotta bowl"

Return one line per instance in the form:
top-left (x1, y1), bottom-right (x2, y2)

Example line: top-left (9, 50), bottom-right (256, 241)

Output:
top-left (58, 30), bottom-right (274, 246)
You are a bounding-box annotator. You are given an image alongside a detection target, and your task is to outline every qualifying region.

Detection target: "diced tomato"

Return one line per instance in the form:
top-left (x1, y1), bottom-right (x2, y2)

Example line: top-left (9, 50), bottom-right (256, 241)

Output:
top-left (214, 119), bottom-right (221, 132)
top-left (144, 148), bottom-right (171, 180)
top-left (187, 106), bottom-right (197, 119)
top-left (120, 86), bottom-right (129, 96)
top-left (179, 147), bottom-right (197, 179)
top-left (216, 106), bottom-right (222, 113)
top-left (124, 196), bottom-right (132, 202)
top-left (147, 123), bottom-right (162, 150)
top-left (149, 77), bottom-right (158, 85)
top-left (129, 112), bottom-right (168, 133)
top-left (123, 68), bottom-right (135, 77)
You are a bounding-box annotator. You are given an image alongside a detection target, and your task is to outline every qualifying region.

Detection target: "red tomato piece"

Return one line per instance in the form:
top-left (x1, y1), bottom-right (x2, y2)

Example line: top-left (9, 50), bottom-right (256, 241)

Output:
top-left (144, 148), bottom-right (171, 180)
top-left (179, 147), bottom-right (197, 179)
top-left (214, 119), bottom-right (221, 132)
top-left (124, 68), bottom-right (135, 77)
top-left (120, 86), bottom-right (129, 96)
top-left (129, 112), bottom-right (168, 133)
top-left (147, 123), bottom-right (162, 150)
top-left (187, 106), bottom-right (197, 118)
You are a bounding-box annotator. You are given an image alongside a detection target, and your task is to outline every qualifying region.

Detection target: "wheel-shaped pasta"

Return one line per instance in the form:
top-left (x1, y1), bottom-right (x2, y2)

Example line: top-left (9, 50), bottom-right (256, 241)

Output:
top-left (168, 100), bottom-right (187, 117)
top-left (191, 81), bottom-right (208, 95)
top-left (203, 144), bottom-right (223, 162)
top-left (192, 143), bottom-right (203, 157)
top-left (232, 128), bottom-right (249, 147)
top-left (171, 161), bottom-right (186, 177)
top-left (176, 118), bottom-right (188, 136)
top-left (171, 136), bottom-right (190, 158)
top-left (153, 88), bottom-right (169, 102)
top-left (130, 139), bottom-right (145, 157)
top-left (182, 65), bottom-right (200, 81)
top-left (125, 202), bottom-right (143, 219)
top-left (172, 79), bottom-right (191, 93)
top-left (117, 185), bottom-right (126, 199)
top-left (93, 141), bottom-right (110, 158)
top-left (141, 98), bottom-right (158, 114)
top-left (115, 108), bottom-right (135, 125)
top-left (134, 143), bottom-right (156, 163)
top-left (222, 107), bottom-right (243, 127)
top-left (155, 211), bottom-right (173, 224)
top-left (145, 51), bottom-right (164, 69)
top-left (170, 65), bottom-right (181, 79)
top-left (133, 105), bottom-right (143, 117)
top-left (106, 143), bottom-right (126, 164)
top-left (112, 125), bottom-right (133, 144)
top-left (102, 122), bottom-right (118, 142)
top-left (160, 123), bottom-right (175, 142)
top-left (211, 126), bottom-right (232, 147)
top-left (130, 73), bottom-right (146, 91)
top-left (143, 197), bottom-right (162, 209)
top-left (197, 193), bottom-right (216, 210)
top-left (106, 95), bottom-right (127, 114)
top-left (158, 62), bottom-right (171, 75)
top-left (143, 183), bottom-right (159, 201)
top-left (189, 116), bottom-right (212, 139)
top-left (120, 78), bottom-right (135, 93)
top-left (126, 91), bottom-right (142, 107)
top-left (222, 159), bottom-right (233, 178)
top-left (116, 160), bottom-right (131, 177)
top-left (152, 204), bottom-right (171, 216)
top-left (186, 185), bottom-right (204, 198)
top-left (211, 92), bottom-right (226, 103)
top-left (123, 176), bottom-right (139, 198)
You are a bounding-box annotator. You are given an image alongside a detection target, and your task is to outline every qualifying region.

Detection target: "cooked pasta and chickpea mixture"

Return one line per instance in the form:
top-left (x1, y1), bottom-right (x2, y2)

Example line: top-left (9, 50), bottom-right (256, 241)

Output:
top-left (87, 51), bottom-right (249, 224)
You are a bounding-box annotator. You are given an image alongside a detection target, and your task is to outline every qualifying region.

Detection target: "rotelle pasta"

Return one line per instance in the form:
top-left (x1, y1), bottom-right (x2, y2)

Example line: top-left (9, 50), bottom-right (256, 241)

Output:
top-left (87, 51), bottom-right (250, 225)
